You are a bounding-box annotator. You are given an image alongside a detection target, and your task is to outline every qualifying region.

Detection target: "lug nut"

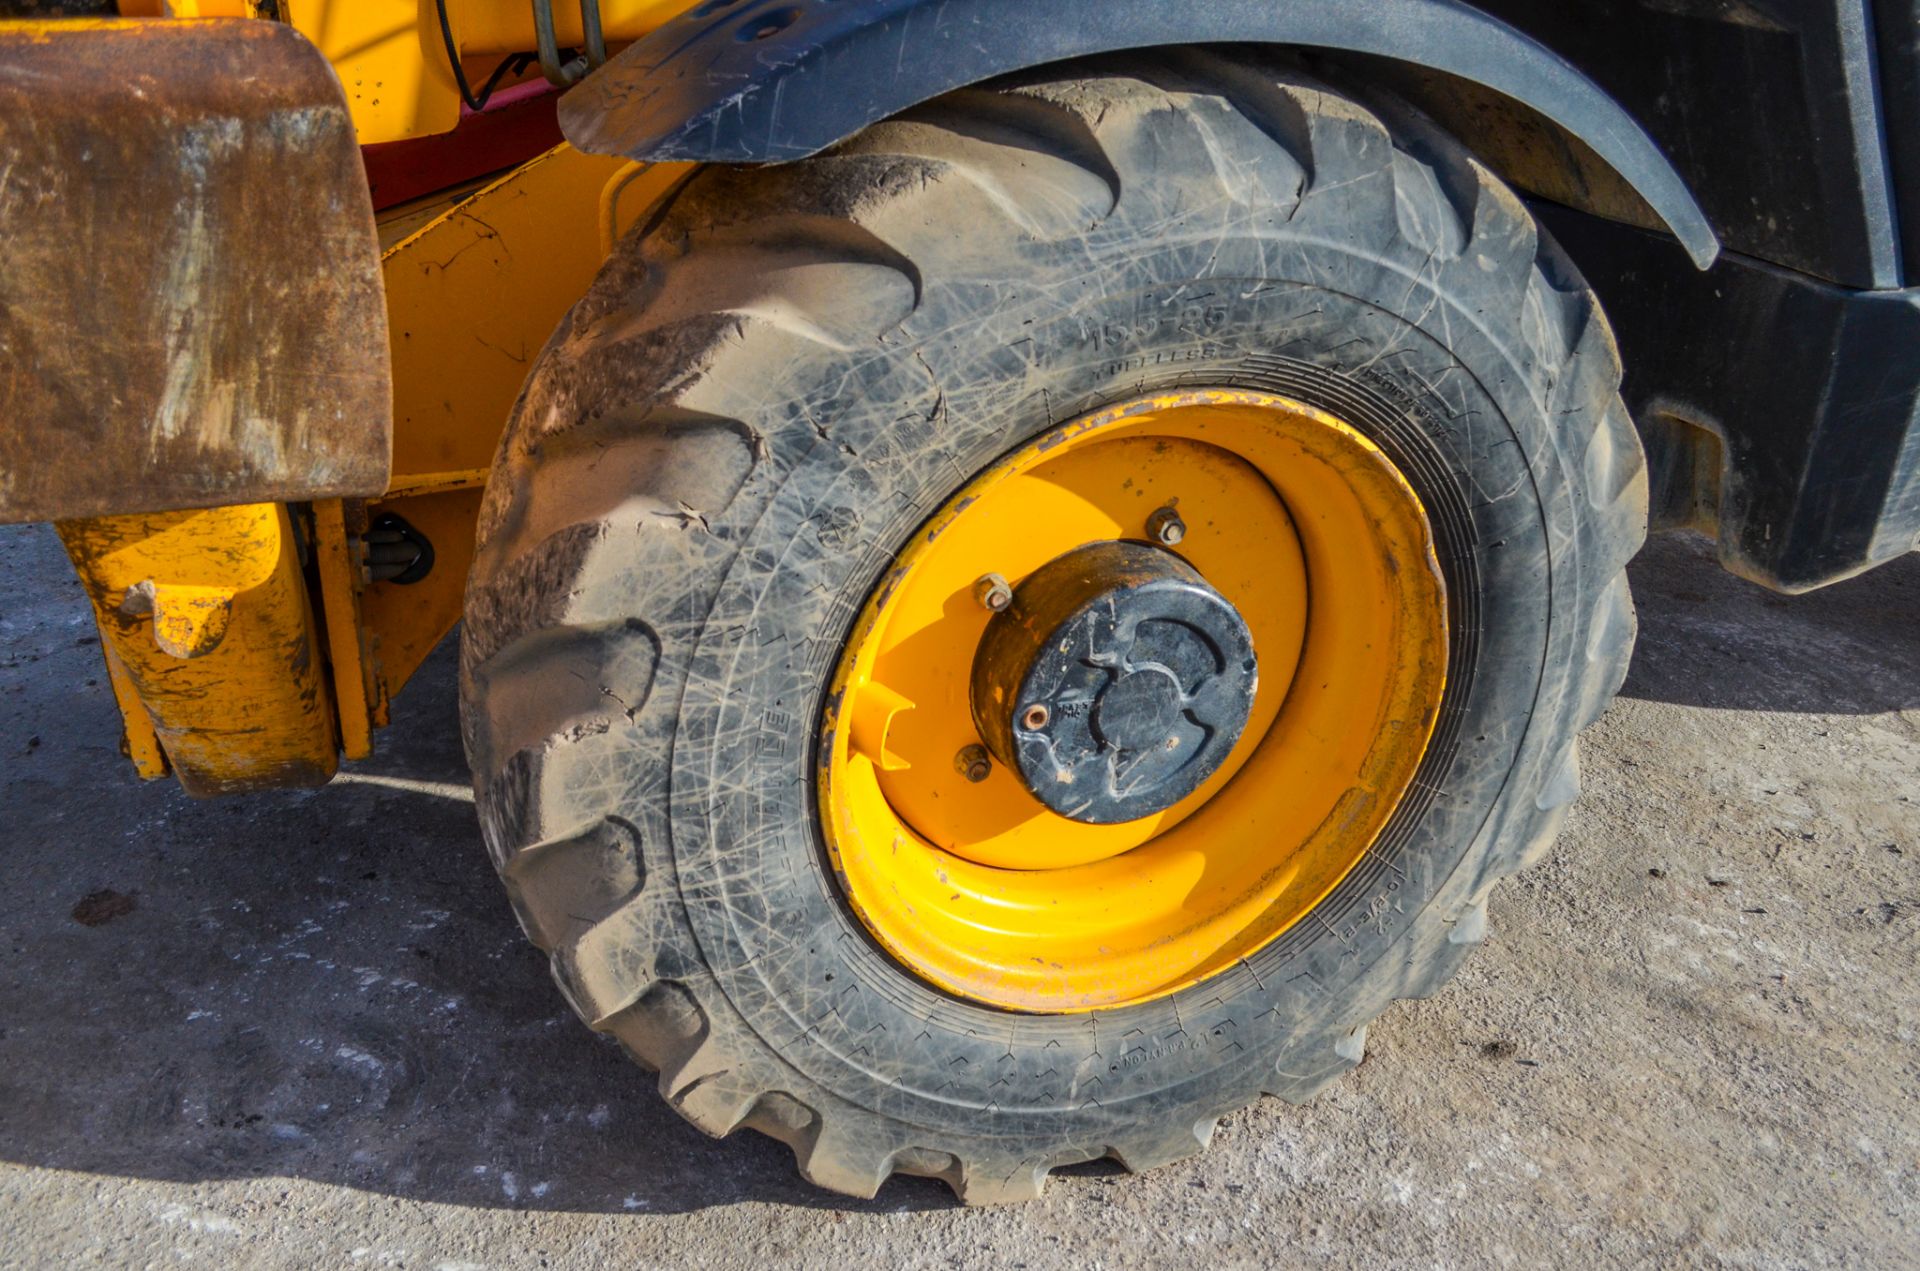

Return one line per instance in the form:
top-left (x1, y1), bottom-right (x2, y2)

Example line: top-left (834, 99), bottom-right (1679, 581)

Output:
top-left (1021, 703), bottom-right (1051, 731)
top-left (1146, 506), bottom-right (1186, 547)
top-left (955, 744), bottom-right (992, 783)
top-left (974, 573), bottom-right (1014, 612)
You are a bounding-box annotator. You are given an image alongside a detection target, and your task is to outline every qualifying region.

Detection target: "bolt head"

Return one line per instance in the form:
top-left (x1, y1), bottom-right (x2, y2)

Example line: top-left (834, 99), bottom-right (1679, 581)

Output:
top-left (974, 573), bottom-right (1014, 612)
top-left (1147, 506), bottom-right (1187, 547)
top-left (955, 744), bottom-right (993, 783)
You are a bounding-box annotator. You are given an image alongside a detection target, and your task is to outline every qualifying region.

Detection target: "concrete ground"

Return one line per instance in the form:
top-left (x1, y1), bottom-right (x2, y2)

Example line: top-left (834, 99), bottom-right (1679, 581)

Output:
top-left (0, 521), bottom-right (1915, 1269)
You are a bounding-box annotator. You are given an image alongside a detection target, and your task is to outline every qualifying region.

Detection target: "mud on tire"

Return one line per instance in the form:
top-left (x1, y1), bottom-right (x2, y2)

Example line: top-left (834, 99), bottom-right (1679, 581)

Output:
top-left (459, 52), bottom-right (1645, 1203)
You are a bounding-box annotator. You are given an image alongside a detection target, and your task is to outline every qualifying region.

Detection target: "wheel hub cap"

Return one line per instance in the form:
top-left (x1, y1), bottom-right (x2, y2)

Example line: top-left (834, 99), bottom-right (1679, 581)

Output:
top-left (970, 541), bottom-right (1257, 824)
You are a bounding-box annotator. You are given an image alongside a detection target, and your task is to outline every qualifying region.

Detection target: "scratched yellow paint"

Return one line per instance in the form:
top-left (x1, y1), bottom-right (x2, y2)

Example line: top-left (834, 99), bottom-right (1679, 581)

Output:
top-left (59, 505), bottom-right (339, 796)
top-left (38, 10), bottom-right (702, 788)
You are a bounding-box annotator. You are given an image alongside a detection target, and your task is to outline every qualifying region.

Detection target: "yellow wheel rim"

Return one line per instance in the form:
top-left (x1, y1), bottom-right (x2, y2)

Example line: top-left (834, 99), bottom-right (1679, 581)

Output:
top-left (817, 390), bottom-right (1448, 1012)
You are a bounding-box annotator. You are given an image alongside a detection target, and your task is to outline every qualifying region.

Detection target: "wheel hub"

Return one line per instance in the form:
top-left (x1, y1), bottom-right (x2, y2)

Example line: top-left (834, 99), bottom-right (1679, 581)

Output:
top-left (970, 541), bottom-right (1257, 824)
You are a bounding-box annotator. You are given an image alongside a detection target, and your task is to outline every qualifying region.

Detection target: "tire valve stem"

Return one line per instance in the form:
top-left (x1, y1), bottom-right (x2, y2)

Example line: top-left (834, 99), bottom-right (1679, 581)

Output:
top-left (1021, 703), bottom-right (1051, 731)
top-left (955, 744), bottom-right (993, 783)
top-left (974, 573), bottom-right (1014, 613)
top-left (1146, 505), bottom-right (1187, 547)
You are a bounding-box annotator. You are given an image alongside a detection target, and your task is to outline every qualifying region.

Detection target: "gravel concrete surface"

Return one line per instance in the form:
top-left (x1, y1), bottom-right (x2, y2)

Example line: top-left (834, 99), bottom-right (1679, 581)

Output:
top-left (1, 521), bottom-right (1915, 1269)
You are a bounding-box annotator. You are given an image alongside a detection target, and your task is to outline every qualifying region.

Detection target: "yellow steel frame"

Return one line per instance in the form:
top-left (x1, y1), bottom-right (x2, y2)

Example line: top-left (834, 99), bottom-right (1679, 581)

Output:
top-left (98, 1), bottom-right (720, 151)
top-left (59, 503), bottom-right (340, 795)
top-left (37, 7), bottom-right (710, 787)
top-left (115, 2), bottom-right (706, 145)
top-left (71, 143), bottom-right (688, 783)
top-left (225, 1), bottom-right (702, 146)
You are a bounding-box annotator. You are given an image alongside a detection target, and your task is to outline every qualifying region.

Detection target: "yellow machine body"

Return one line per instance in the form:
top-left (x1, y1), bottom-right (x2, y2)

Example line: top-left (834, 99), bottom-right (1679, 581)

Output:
top-left (1, 6), bottom-right (699, 790)
top-left (58, 504), bottom-right (339, 794)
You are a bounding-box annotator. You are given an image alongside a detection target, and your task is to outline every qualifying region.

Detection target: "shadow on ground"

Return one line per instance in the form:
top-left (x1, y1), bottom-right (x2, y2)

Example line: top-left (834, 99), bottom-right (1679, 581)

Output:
top-left (1621, 531), bottom-right (1920, 713)
top-left (0, 523), bottom-right (1914, 1218)
top-left (0, 525), bottom-right (952, 1216)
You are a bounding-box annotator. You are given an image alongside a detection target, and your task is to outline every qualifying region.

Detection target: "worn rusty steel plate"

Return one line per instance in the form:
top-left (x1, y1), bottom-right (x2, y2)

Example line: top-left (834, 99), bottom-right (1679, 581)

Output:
top-left (0, 18), bottom-right (391, 524)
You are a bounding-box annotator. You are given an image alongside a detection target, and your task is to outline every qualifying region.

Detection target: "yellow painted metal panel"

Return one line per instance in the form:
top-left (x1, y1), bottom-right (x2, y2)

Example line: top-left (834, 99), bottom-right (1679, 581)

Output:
top-left (59, 504), bottom-right (340, 796)
top-left (355, 487), bottom-right (484, 724)
top-left (284, 0), bottom-right (460, 144)
top-left (109, 2), bottom-right (708, 146)
top-left (100, 642), bottom-right (170, 781)
top-left (311, 499), bottom-right (376, 759)
top-left (49, 134), bottom-right (689, 782)
top-left (117, 3), bottom-right (261, 15)
top-left (439, 0), bottom-right (698, 54)
top-left (277, 1), bottom-right (706, 145)
top-left (382, 145), bottom-right (633, 480)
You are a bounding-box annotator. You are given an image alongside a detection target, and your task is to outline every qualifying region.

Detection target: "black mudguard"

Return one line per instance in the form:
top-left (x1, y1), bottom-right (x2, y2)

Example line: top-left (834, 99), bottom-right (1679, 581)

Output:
top-left (558, 0), bottom-right (1718, 269)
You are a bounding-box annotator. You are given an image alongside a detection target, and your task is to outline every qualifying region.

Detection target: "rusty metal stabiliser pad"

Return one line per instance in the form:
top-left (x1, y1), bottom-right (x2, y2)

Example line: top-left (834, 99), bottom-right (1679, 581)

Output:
top-left (0, 18), bottom-right (391, 524)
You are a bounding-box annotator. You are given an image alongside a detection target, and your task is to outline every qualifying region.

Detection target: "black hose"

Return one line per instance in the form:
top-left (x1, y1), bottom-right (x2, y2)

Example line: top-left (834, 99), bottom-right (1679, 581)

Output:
top-left (436, 0), bottom-right (542, 113)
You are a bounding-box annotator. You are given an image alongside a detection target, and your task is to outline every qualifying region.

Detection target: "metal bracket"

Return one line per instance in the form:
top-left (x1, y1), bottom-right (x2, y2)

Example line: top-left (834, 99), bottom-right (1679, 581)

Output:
top-left (532, 0), bottom-right (606, 87)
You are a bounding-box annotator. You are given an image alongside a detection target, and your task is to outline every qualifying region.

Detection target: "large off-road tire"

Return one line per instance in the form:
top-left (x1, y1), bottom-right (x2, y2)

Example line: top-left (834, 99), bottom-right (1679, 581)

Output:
top-left (459, 53), bottom-right (1644, 1203)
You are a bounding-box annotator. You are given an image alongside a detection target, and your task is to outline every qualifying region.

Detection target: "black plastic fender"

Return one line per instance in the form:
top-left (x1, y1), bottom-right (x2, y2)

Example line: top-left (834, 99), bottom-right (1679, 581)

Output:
top-left (559, 0), bottom-right (1718, 269)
